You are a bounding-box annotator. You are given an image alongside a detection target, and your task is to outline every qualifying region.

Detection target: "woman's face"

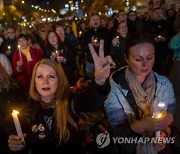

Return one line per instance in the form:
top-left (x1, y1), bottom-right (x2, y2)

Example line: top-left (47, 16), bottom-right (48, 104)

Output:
top-left (18, 37), bottom-right (28, 49)
top-left (56, 26), bottom-right (65, 37)
top-left (126, 43), bottom-right (155, 82)
top-left (35, 64), bottom-right (58, 102)
top-left (118, 22), bottom-right (128, 36)
top-left (65, 27), bottom-right (71, 34)
top-left (48, 32), bottom-right (58, 46)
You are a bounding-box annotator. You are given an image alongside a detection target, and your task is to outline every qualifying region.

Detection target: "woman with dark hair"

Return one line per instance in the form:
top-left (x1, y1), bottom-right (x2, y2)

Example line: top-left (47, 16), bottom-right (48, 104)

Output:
top-left (45, 30), bottom-right (76, 85)
top-left (110, 21), bottom-right (128, 70)
top-left (12, 34), bottom-right (42, 92)
top-left (8, 39), bottom-right (115, 153)
top-left (65, 25), bottom-right (78, 47)
top-left (104, 32), bottom-right (176, 153)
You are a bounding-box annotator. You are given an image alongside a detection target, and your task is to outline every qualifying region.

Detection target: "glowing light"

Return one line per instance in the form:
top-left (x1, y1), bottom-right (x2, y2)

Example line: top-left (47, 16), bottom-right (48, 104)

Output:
top-left (13, 110), bottom-right (19, 115)
top-left (158, 101), bottom-right (165, 108)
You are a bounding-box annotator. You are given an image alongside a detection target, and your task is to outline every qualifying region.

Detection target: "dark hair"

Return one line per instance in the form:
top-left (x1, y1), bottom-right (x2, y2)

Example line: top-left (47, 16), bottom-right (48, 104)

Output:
top-left (47, 30), bottom-right (60, 46)
top-left (128, 10), bottom-right (136, 16)
top-left (125, 31), bottom-right (154, 58)
top-left (152, 7), bottom-right (161, 13)
top-left (118, 10), bottom-right (126, 14)
top-left (90, 13), bottom-right (99, 17)
top-left (18, 34), bottom-right (29, 41)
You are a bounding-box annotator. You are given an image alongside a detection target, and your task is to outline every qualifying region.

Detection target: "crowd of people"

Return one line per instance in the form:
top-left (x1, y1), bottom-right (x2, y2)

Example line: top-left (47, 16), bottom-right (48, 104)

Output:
top-left (0, 4), bottom-right (180, 154)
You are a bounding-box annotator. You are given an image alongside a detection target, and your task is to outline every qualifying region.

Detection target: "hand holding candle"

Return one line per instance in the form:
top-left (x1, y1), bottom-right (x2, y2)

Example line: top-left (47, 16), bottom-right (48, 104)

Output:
top-left (5, 46), bottom-right (11, 55)
top-left (55, 50), bottom-right (59, 57)
top-left (8, 45), bottom-right (11, 50)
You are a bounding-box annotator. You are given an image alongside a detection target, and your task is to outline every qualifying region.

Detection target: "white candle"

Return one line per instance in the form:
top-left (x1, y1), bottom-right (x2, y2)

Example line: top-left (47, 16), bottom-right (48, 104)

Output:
top-left (18, 45), bottom-right (22, 61)
top-left (156, 131), bottom-right (160, 137)
top-left (155, 112), bottom-right (162, 137)
top-left (12, 110), bottom-right (23, 137)
top-left (154, 101), bottom-right (166, 138)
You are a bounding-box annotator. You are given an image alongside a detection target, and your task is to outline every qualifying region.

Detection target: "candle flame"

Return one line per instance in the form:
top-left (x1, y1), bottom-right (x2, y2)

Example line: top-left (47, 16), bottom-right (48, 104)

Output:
top-left (156, 113), bottom-right (162, 118)
top-left (158, 101), bottom-right (165, 108)
top-left (18, 45), bottom-right (20, 49)
top-left (12, 110), bottom-right (19, 115)
top-left (8, 46), bottom-right (11, 50)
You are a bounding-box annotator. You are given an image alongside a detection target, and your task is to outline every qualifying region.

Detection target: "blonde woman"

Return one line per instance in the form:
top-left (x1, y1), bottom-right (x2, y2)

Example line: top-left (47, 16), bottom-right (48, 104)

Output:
top-left (8, 40), bottom-right (115, 153)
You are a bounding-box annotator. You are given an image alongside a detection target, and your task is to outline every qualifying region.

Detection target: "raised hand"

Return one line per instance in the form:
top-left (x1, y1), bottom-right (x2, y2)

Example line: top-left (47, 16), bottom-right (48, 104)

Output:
top-left (88, 39), bottom-right (115, 85)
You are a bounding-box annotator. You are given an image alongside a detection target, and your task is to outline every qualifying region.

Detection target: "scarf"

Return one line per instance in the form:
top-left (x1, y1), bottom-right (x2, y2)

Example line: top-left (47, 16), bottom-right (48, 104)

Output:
top-left (21, 46), bottom-right (32, 62)
top-left (125, 67), bottom-right (157, 154)
top-left (125, 67), bottom-right (155, 116)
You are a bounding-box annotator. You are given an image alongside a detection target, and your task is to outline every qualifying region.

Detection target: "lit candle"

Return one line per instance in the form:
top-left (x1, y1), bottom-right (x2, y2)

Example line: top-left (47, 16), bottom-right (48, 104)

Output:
top-left (79, 31), bottom-right (82, 35)
top-left (155, 113), bottom-right (161, 137)
top-left (18, 45), bottom-right (22, 61)
top-left (94, 38), bottom-right (98, 43)
top-left (12, 110), bottom-right (24, 138)
top-left (153, 102), bottom-right (166, 137)
top-left (8, 46), bottom-right (11, 50)
top-left (116, 36), bottom-right (119, 39)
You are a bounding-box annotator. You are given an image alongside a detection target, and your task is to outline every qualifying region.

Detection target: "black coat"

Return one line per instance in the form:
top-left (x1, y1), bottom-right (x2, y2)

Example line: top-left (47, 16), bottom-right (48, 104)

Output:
top-left (0, 84), bottom-right (27, 154)
top-left (81, 27), bottom-right (111, 63)
top-left (8, 80), bottom-right (109, 154)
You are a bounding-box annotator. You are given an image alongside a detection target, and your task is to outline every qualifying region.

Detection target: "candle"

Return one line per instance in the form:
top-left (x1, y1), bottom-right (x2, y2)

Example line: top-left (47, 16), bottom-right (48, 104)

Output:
top-left (155, 112), bottom-right (162, 137)
top-left (18, 45), bottom-right (22, 61)
top-left (79, 31), bottom-right (82, 36)
top-left (153, 102), bottom-right (167, 137)
top-left (12, 110), bottom-right (23, 138)
top-left (94, 38), bottom-right (98, 43)
top-left (55, 50), bottom-right (59, 57)
top-left (8, 46), bottom-right (11, 50)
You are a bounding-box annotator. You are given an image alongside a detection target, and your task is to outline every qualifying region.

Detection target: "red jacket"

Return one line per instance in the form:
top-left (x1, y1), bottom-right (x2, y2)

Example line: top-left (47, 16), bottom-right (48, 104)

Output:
top-left (13, 47), bottom-right (42, 91)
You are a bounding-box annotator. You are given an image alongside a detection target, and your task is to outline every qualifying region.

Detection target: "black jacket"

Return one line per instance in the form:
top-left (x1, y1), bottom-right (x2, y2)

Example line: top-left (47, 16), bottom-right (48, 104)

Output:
top-left (8, 80), bottom-right (109, 154)
top-left (0, 84), bottom-right (27, 154)
top-left (81, 27), bottom-right (111, 63)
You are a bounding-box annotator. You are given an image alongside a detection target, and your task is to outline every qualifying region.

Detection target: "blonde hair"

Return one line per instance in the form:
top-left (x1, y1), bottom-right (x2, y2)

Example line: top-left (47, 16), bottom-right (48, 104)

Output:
top-left (29, 59), bottom-right (77, 143)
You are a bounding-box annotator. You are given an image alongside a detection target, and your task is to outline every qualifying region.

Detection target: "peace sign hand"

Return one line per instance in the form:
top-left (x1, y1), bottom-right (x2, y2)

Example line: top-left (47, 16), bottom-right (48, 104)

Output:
top-left (88, 39), bottom-right (115, 85)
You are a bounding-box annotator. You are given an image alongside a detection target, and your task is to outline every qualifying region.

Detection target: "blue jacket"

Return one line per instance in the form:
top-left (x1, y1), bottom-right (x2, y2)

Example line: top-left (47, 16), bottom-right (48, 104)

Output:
top-left (104, 67), bottom-right (176, 153)
top-left (169, 33), bottom-right (180, 61)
